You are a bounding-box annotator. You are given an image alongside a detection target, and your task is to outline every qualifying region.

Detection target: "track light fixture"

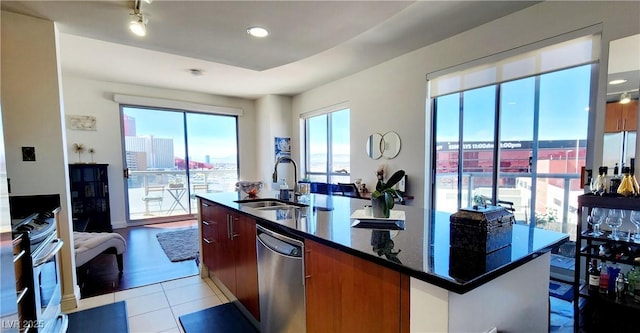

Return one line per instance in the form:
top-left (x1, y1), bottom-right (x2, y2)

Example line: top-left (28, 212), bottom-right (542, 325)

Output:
top-left (620, 91), bottom-right (631, 104)
top-left (129, 13), bottom-right (146, 36)
top-left (129, 0), bottom-right (147, 37)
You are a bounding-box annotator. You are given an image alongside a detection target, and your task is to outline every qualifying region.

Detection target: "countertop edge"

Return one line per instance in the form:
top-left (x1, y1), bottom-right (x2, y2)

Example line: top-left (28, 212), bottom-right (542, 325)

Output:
top-left (198, 194), bottom-right (569, 294)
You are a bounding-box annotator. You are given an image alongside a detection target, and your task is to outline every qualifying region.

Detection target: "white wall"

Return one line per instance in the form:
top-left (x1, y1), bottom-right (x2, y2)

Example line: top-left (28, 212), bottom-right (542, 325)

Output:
top-left (61, 76), bottom-right (257, 228)
top-left (255, 95), bottom-right (293, 190)
top-left (1, 10), bottom-right (78, 310)
top-left (292, 1), bottom-right (640, 208)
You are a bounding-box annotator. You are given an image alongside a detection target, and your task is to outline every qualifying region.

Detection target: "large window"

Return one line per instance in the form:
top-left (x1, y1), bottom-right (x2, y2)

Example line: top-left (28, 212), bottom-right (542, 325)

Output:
top-left (304, 108), bottom-right (350, 183)
top-left (121, 106), bottom-right (238, 222)
top-left (430, 33), bottom-right (599, 240)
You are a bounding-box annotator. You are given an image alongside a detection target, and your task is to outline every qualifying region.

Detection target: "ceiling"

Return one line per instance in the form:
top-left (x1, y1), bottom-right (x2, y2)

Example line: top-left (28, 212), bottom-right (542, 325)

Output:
top-left (1, 1), bottom-right (543, 99)
top-left (607, 34), bottom-right (640, 102)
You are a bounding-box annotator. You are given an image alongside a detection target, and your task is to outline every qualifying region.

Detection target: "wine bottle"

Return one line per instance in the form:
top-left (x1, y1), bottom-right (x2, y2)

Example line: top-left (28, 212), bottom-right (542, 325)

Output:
top-left (630, 158), bottom-right (639, 196)
top-left (588, 259), bottom-right (600, 293)
top-left (610, 163), bottom-right (621, 193)
top-left (617, 166), bottom-right (635, 197)
top-left (599, 261), bottom-right (610, 295)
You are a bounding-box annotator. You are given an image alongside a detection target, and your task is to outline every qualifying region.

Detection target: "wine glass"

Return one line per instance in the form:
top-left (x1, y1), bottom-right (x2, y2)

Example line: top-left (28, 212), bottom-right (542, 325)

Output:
top-left (606, 209), bottom-right (624, 240)
top-left (587, 207), bottom-right (605, 236)
top-left (630, 210), bottom-right (640, 242)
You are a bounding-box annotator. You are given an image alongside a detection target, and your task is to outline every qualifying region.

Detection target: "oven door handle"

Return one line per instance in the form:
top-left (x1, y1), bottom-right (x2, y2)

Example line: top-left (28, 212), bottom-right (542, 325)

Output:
top-left (33, 238), bottom-right (63, 267)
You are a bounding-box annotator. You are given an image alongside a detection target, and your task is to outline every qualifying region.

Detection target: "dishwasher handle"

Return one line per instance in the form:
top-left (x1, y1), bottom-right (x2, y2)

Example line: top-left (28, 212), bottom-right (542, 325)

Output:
top-left (256, 225), bottom-right (303, 258)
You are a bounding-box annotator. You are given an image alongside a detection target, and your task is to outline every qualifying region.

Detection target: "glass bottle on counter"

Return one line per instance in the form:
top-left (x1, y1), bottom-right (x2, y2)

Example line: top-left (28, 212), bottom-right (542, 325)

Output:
top-left (627, 267), bottom-right (639, 300)
top-left (594, 166), bottom-right (608, 196)
top-left (599, 261), bottom-right (610, 295)
top-left (615, 272), bottom-right (626, 301)
top-left (617, 166), bottom-right (635, 197)
top-left (630, 158), bottom-right (640, 196)
top-left (607, 262), bottom-right (621, 294)
top-left (610, 163), bottom-right (621, 194)
top-left (588, 259), bottom-right (600, 293)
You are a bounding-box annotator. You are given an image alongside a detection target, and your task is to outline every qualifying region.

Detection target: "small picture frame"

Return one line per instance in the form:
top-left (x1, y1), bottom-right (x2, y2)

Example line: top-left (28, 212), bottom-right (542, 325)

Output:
top-left (275, 137), bottom-right (291, 161)
top-left (22, 146), bottom-right (36, 161)
top-left (67, 115), bottom-right (97, 131)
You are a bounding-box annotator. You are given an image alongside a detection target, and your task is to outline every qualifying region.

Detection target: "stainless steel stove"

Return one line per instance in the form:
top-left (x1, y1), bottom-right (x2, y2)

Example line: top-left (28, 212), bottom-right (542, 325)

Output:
top-left (9, 194), bottom-right (67, 333)
top-left (12, 212), bottom-right (57, 251)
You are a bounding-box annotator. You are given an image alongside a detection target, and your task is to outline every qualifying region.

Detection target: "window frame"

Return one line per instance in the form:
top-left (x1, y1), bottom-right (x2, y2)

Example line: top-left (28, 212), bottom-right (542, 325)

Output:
top-left (304, 108), bottom-right (350, 183)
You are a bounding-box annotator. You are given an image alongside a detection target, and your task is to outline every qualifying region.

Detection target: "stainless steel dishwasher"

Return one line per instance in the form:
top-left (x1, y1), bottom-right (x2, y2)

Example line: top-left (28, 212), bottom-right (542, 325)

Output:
top-left (256, 224), bottom-right (306, 333)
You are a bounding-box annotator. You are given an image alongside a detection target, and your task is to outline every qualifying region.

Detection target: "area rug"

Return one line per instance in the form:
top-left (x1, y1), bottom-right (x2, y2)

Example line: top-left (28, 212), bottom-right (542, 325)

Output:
top-left (156, 228), bottom-right (198, 262)
top-left (67, 301), bottom-right (128, 333)
top-left (549, 280), bottom-right (574, 302)
top-left (179, 303), bottom-right (258, 333)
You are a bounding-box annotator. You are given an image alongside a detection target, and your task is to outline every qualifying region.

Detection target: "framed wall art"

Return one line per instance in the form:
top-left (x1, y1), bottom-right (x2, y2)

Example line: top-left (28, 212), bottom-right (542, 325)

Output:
top-left (67, 115), bottom-right (97, 131)
top-left (275, 137), bottom-right (291, 161)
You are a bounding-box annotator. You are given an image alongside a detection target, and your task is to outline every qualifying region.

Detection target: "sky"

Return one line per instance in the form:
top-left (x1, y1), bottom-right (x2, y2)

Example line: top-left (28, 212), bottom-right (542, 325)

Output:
top-left (123, 107), bottom-right (238, 163)
top-left (435, 64), bottom-right (591, 143)
top-left (122, 64), bottom-right (591, 170)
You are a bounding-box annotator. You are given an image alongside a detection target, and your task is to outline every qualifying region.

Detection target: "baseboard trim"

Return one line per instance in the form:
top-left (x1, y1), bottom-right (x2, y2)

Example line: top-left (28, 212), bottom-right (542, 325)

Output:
top-left (61, 290), bottom-right (79, 312)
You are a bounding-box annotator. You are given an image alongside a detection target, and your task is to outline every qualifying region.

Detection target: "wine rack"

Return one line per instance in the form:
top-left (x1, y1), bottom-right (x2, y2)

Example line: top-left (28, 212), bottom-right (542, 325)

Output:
top-left (574, 194), bottom-right (640, 332)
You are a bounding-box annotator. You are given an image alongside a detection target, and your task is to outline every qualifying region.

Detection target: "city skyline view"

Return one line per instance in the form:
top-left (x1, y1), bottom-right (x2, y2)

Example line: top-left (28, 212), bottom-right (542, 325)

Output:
top-left (123, 107), bottom-right (239, 166)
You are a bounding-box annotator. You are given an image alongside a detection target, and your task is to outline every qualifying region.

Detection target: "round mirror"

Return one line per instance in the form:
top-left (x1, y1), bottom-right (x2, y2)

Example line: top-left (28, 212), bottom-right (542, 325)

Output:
top-left (382, 131), bottom-right (401, 159)
top-left (366, 133), bottom-right (383, 160)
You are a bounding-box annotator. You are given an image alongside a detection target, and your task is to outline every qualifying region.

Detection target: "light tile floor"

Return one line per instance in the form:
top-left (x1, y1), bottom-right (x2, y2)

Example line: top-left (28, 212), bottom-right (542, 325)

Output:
top-left (64, 275), bottom-right (229, 333)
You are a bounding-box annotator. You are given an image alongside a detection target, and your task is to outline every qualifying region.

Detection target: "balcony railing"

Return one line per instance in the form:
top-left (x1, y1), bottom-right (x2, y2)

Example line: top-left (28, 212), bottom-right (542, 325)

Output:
top-left (127, 169), bottom-right (238, 220)
top-left (435, 171), bottom-right (582, 240)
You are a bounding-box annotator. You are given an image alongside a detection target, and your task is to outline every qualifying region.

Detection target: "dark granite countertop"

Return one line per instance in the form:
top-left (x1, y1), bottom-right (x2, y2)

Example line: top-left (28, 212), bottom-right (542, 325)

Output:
top-left (197, 192), bottom-right (569, 294)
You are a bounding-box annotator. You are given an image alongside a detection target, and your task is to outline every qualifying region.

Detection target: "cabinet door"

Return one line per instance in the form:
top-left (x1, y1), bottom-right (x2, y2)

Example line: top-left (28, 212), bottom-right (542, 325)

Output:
top-left (215, 207), bottom-right (237, 294)
top-left (233, 215), bottom-right (260, 320)
top-left (69, 164), bottom-right (111, 232)
top-left (304, 239), bottom-right (408, 333)
top-left (622, 100), bottom-right (638, 131)
top-left (605, 102), bottom-right (623, 133)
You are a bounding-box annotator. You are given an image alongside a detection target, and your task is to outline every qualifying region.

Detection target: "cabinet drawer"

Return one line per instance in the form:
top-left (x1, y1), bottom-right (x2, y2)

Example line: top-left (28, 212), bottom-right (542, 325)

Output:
top-left (201, 219), bottom-right (218, 240)
top-left (200, 200), bottom-right (216, 220)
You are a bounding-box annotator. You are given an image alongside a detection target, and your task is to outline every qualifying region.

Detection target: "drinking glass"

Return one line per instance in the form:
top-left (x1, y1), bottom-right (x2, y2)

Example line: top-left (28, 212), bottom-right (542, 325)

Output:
top-left (587, 207), bottom-right (605, 236)
top-left (630, 210), bottom-right (640, 242)
top-left (606, 209), bottom-right (624, 240)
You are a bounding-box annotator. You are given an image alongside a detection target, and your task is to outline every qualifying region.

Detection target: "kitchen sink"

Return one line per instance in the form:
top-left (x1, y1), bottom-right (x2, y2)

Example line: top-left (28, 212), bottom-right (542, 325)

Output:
top-left (254, 205), bottom-right (303, 211)
top-left (235, 199), bottom-right (308, 210)
top-left (235, 199), bottom-right (289, 209)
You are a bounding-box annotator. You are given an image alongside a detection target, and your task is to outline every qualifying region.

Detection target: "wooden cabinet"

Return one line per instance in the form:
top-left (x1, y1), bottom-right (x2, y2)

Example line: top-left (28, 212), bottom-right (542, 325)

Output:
top-left (69, 164), bottom-right (112, 232)
top-left (304, 239), bottom-right (410, 333)
top-left (200, 200), bottom-right (220, 272)
top-left (605, 100), bottom-right (638, 133)
top-left (199, 199), bottom-right (259, 320)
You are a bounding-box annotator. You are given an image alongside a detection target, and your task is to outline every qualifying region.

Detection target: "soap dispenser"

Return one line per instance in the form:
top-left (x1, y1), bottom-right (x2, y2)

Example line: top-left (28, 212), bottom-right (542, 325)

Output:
top-left (279, 178), bottom-right (290, 201)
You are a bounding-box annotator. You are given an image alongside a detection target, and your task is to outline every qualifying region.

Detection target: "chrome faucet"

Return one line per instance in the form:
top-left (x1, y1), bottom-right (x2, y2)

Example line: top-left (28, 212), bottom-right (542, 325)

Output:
top-left (272, 156), bottom-right (297, 189)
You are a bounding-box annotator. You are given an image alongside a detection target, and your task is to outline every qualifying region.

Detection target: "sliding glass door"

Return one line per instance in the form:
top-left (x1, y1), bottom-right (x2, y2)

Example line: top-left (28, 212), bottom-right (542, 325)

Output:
top-left (121, 106), bottom-right (238, 223)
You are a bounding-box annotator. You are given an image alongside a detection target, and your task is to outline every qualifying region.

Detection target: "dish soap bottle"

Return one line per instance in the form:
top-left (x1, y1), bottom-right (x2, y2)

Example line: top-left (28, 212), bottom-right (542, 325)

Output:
top-left (279, 178), bottom-right (290, 201)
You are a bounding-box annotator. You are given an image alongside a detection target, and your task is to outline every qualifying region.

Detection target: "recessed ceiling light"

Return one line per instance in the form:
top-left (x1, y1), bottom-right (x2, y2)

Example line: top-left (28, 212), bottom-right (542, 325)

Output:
top-left (247, 26), bottom-right (269, 38)
top-left (609, 79), bottom-right (627, 85)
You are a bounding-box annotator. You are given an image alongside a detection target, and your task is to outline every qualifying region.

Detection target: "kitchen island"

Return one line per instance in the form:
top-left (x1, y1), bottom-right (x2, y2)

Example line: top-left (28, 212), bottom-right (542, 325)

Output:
top-left (197, 192), bottom-right (568, 332)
